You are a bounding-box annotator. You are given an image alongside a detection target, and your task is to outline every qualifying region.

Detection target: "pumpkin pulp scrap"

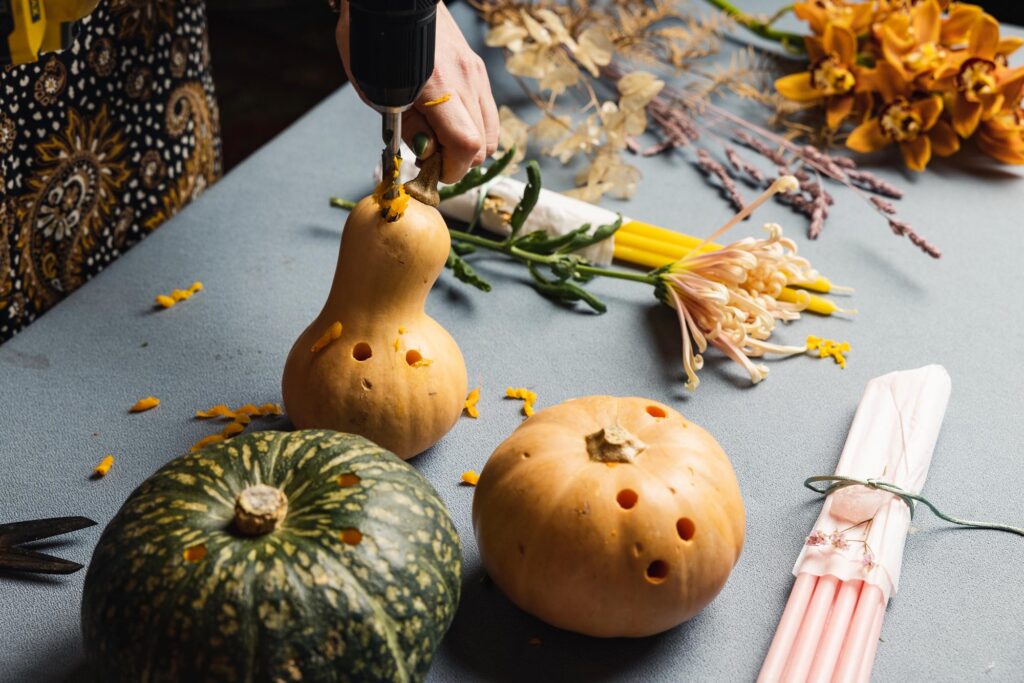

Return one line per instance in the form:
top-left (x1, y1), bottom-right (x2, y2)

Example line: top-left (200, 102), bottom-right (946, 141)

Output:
top-left (372, 154), bottom-right (410, 221)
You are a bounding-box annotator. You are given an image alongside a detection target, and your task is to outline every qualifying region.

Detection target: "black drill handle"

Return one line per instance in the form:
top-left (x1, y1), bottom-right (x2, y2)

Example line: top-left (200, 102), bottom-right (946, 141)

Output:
top-left (348, 0), bottom-right (440, 110)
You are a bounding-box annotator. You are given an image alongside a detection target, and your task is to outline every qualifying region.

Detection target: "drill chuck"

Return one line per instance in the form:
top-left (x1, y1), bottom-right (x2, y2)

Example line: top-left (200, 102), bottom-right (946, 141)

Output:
top-left (348, 0), bottom-right (440, 111)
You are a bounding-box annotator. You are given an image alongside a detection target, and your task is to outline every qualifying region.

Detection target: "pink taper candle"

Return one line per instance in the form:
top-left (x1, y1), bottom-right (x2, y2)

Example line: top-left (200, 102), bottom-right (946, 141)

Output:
top-left (782, 574), bottom-right (839, 681)
top-left (856, 597), bottom-right (887, 682)
top-left (833, 584), bottom-right (885, 683)
top-left (807, 579), bottom-right (863, 682)
top-left (757, 573), bottom-right (817, 682)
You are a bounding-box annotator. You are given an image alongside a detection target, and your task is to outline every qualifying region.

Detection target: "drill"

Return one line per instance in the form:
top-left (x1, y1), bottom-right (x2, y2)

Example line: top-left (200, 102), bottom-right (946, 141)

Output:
top-left (1, 0), bottom-right (98, 66)
top-left (346, 0), bottom-right (440, 199)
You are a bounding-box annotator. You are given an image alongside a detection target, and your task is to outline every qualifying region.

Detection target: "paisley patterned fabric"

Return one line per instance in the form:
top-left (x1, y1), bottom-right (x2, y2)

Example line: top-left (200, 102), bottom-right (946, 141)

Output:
top-left (0, 0), bottom-right (221, 343)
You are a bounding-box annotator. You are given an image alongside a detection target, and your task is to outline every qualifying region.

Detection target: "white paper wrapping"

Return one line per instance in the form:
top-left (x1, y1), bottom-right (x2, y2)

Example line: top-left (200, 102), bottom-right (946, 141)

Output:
top-left (375, 147), bottom-right (618, 265)
top-left (792, 365), bottom-right (952, 601)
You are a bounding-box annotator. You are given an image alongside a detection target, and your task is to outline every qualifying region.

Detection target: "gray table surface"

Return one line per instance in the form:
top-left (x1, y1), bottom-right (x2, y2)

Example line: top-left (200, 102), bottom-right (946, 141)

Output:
top-left (2, 3), bottom-right (1023, 682)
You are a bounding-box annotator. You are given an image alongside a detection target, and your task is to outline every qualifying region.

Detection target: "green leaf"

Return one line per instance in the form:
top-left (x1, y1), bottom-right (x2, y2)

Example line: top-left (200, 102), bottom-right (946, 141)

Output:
top-left (527, 264), bottom-right (606, 314)
top-left (445, 246), bottom-right (492, 292)
top-left (438, 147), bottom-right (516, 202)
top-left (509, 161), bottom-right (541, 239)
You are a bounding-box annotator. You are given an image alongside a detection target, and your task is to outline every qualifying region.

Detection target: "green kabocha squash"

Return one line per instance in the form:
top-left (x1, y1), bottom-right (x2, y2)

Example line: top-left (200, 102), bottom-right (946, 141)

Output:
top-left (81, 430), bottom-right (462, 683)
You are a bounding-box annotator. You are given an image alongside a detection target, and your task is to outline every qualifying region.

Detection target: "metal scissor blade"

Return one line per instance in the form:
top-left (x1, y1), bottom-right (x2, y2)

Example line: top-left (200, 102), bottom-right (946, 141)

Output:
top-left (0, 547), bottom-right (85, 575)
top-left (0, 516), bottom-right (97, 546)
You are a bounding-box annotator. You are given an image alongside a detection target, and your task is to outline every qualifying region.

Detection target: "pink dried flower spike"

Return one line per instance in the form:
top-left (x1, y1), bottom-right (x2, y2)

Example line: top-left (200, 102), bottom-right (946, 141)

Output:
top-left (806, 530), bottom-right (828, 546)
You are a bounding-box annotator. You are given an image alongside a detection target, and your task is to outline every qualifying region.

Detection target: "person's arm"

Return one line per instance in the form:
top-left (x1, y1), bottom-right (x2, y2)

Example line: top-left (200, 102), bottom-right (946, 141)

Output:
top-left (336, 1), bottom-right (499, 184)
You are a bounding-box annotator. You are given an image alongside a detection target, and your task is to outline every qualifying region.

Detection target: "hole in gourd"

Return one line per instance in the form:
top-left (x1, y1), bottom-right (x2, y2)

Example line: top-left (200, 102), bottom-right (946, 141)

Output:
top-left (677, 517), bottom-right (696, 541)
top-left (633, 542), bottom-right (643, 556)
top-left (361, 378), bottom-right (373, 390)
top-left (337, 473), bottom-right (360, 488)
top-left (616, 489), bottom-right (638, 510)
top-left (645, 560), bottom-right (669, 583)
top-left (406, 349), bottom-right (423, 366)
top-left (352, 343), bottom-right (372, 361)
top-left (340, 528), bottom-right (363, 546)
top-left (521, 452), bottom-right (531, 459)
top-left (646, 405), bottom-right (667, 418)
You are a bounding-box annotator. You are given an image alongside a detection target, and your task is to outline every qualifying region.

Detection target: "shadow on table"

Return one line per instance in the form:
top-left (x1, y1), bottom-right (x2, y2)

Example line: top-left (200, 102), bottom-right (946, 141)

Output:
top-left (442, 568), bottom-right (687, 683)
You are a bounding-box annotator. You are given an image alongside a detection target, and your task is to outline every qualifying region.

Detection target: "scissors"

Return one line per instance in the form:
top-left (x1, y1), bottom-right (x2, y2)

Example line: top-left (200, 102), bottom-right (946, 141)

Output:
top-left (0, 516), bottom-right (97, 575)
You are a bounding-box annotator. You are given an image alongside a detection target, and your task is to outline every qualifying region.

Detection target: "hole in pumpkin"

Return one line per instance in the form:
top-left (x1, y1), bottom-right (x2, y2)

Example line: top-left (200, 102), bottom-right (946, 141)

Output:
top-left (646, 405), bottom-right (667, 418)
top-left (677, 517), bottom-right (696, 541)
top-left (340, 528), bottom-right (363, 546)
top-left (521, 452), bottom-right (531, 459)
top-left (337, 473), bottom-right (360, 488)
top-left (361, 378), bottom-right (373, 390)
top-left (182, 544), bottom-right (207, 563)
top-left (352, 343), bottom-right (372, 361)
top-left (406, 349), bottom-right (423, 366)
top-left (645, 560), bottom-right (669, 583)
top-left (616, 489), bottom-right (638, 510)
top-left (633, 542), bottom-right (644, 556)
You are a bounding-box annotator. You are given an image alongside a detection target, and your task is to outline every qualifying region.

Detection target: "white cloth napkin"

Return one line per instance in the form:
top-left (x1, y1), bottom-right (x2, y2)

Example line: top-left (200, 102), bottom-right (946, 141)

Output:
top-left (792, 365), bottom-right (952, 600)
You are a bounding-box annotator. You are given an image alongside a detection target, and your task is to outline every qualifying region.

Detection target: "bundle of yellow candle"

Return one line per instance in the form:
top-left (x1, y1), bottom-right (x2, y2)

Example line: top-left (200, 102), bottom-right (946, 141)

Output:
top-left (612, 221), bottom-right (854, 317)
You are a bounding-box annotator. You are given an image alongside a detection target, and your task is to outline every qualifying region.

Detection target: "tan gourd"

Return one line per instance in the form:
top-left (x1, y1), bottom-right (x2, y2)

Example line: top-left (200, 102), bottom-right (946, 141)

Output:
top-left (282, 196), bottom-right (467, 459)
top-left (472, 396), bottom-right (745, 637)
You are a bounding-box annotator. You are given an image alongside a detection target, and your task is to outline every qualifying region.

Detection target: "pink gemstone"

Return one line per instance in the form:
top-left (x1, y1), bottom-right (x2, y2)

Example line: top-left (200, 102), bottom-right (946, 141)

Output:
top-left (831, 485), bottom-right (895, 523)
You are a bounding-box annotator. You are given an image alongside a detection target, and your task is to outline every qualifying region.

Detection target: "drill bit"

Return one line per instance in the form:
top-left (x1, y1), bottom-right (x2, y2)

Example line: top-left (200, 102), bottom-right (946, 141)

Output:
top-left (381, 110), bottom-right (402, 200)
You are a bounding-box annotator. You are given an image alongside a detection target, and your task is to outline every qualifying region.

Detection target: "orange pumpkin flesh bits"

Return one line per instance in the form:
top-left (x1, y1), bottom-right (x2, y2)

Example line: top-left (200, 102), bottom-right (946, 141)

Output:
top-left (195, 404), bottom-right (233, 419)
top-left (259, 403), bottom-right (282, 416)
top-left (505, 387), bottom-right (537, 417)
top-left (130, 396), bottom-right (160, 413)
top-left (337, 473), bottom-right (361, 487)
top-left (155, 281), bottom-right (203, 309)
top-left (91, 455), bottom-right (114, 479)
top-left (461, 470), bottom-right (480, 486)
top-left (464, 388), bottom-right (481, 418)
top-left (424, 93), bottom-right (451, 107)
top-left (182, 544), bottom-right (207, 563)
top-left (221, 422), bottom-right (245, 438)
top-left (310, 321), bottom-right (343, 354)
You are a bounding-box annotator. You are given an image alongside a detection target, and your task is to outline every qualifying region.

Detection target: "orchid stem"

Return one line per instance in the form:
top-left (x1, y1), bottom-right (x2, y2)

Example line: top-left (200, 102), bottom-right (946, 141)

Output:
top-left (700, 0), bottom-right (806, 54)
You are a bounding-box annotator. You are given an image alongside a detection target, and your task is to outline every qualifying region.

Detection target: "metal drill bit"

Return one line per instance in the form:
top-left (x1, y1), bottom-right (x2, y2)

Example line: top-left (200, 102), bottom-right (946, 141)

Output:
top-left (381, 110), bottom-right (402, 200)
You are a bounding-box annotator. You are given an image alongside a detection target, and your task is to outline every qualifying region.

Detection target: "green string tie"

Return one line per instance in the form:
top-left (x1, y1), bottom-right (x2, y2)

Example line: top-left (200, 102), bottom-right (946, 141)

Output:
top-left (804, 475), bottom-right (1024, 538)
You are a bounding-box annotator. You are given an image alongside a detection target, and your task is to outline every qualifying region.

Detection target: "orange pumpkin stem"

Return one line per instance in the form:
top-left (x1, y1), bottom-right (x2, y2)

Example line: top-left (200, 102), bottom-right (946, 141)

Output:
top-left (585, 425), bottom-right (646, 463)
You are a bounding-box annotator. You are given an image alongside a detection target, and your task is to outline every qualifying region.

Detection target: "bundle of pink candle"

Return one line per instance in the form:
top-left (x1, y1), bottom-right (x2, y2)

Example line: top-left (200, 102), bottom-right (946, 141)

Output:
top-left (758, 365), bottom-right (952, 683)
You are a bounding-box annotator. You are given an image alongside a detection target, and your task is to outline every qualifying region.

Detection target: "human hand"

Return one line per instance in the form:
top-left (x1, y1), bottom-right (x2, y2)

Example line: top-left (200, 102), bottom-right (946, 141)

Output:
top-left (337, 2), bottom-right (499, 183)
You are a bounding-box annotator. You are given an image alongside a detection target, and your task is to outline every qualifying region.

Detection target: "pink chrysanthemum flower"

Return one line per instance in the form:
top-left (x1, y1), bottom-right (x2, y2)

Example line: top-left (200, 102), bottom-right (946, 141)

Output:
top-left (657, 176), bottom-right (820, 390)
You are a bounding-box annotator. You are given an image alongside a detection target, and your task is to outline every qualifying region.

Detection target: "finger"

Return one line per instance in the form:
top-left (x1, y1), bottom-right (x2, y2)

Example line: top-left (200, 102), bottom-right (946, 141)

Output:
top-left (417, 89), bottom-right (483, 184)
top-left (461, 91), bottom-right (488, 167)
top-left (401, 109), bottom-right (437, 159)
top-left (480, 93), bottom-right (500, 158)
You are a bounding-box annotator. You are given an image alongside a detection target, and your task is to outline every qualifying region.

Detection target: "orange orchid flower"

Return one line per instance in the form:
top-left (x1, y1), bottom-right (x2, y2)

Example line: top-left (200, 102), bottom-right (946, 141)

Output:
top-left (776, 24), bottom-right (862, 129)
top-left (976, 109), bottom-right (1024, 164)
top-left (933, 15), bottom-right (1024, 138)
top-left (847, 63), bottom-right (958, 170)
top-left (878, 0), bottom-right (950, 82)
top-left (793, 0), bottom-right (874, 37)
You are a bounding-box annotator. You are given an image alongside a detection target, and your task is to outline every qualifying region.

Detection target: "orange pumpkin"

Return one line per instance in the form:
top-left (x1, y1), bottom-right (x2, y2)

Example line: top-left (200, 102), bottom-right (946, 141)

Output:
top-left (282, 196), bottom-right (467, 459)
top-left (472, 395), bottom-right (745, 637)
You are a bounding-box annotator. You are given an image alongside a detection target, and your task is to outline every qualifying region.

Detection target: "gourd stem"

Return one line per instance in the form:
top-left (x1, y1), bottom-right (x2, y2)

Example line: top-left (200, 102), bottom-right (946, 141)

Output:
top-left (234, 485), bottom-right (288, 536)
